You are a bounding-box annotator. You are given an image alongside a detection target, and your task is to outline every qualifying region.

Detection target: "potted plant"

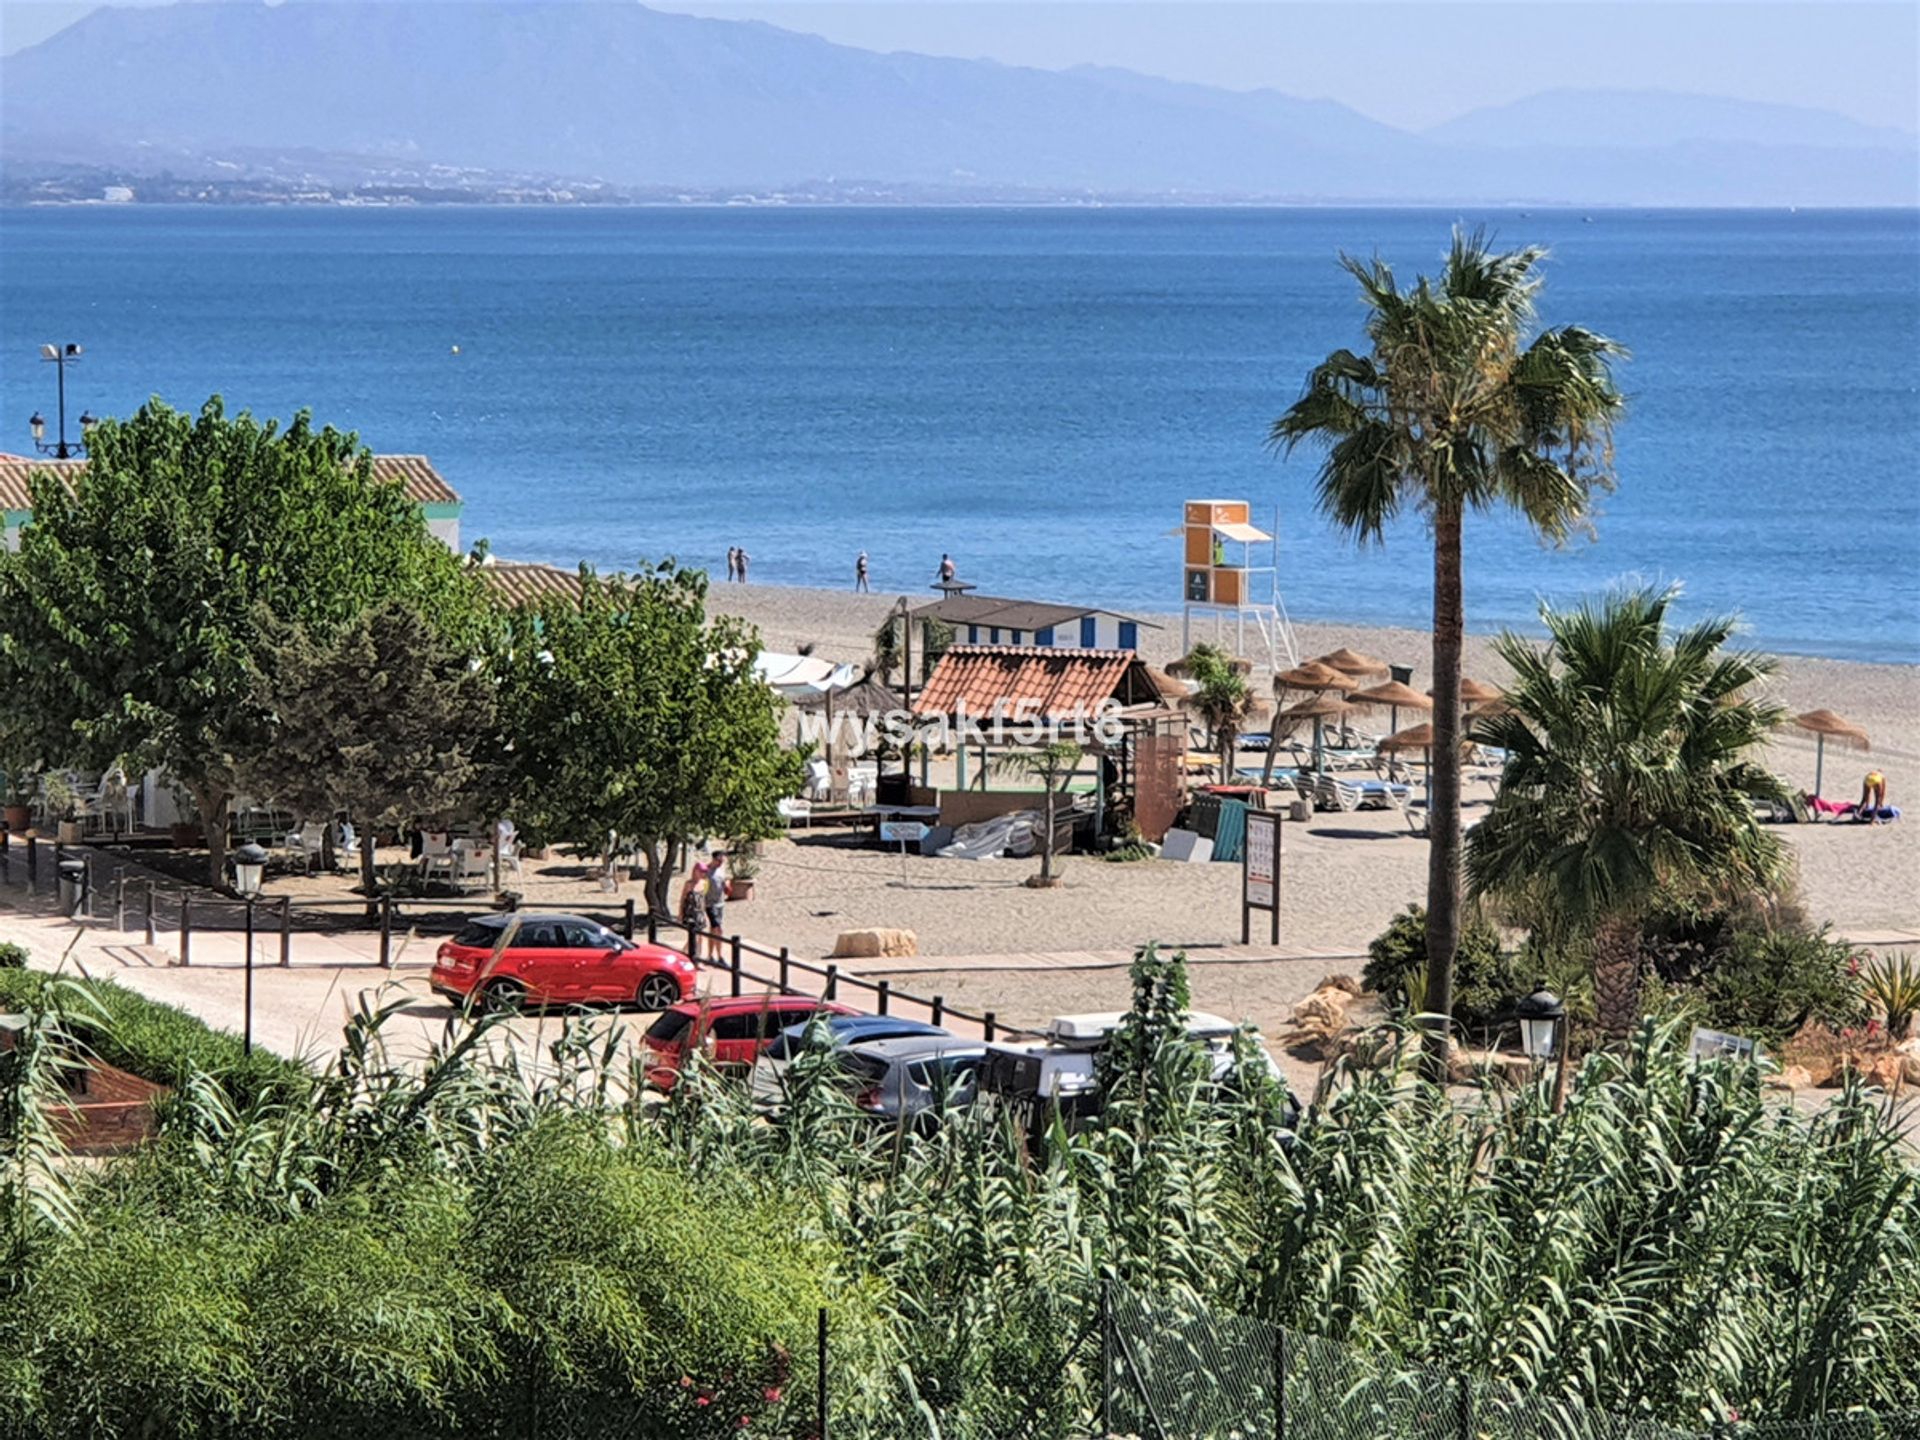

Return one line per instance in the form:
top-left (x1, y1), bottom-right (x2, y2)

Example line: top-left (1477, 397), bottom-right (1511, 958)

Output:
top-left (166, 784), bottom-right (204, 849)
top-left (42, 772), bottom-right (85, 845)
top-left (727, 847), bottom-right (760, 901)
top-left (1, 731), bottom-right (37, 834)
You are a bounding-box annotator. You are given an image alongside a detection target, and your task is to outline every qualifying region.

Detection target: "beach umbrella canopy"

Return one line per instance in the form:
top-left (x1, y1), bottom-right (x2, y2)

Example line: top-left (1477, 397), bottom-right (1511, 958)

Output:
top-left (1316, 646), bottom-right (1391, 678)
top-left (1278, 695), bottom-right (1360, 773)
top-left (1274, 662), bottom-right (1356, 693)
top-left (1791, 709), bottom-right (1870, 796)
top-left (1379, 723), bottom-right (1436, 750)
top-left (1428, 676), bottom-right (1504, 707)
top-left (1353, 679), bottom-right (1432, 739)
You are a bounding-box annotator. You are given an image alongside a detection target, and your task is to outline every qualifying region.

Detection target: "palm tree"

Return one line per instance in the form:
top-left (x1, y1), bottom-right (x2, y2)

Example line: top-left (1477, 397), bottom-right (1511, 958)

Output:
top-left (1272, 230), bottom-right (1625, 1077)
top-left (994, 741), bottom-right (1083, 887)
top-left (1169, 644), bottom-right (1257, 777)
top-left (1466, 587), bottom-right (1787, 1039)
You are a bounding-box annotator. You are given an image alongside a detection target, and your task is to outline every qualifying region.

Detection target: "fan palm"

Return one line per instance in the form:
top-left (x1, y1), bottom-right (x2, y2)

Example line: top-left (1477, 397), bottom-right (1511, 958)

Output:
top-left (1272, 229), bottom-right (1625, 1076)
top-left (1466, 586), bottom-right (1787, 1038)
top-left (1170, 644), bottom-right (1257, 776)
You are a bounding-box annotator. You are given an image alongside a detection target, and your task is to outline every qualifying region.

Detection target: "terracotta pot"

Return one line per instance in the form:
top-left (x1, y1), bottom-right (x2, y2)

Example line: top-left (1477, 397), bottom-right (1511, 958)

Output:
top-left (727, 878), bottom-right (755, 901)
top-left (57, 820), bottom-right (84, 845)
top-left (3, 804), bottom-right (28, 834)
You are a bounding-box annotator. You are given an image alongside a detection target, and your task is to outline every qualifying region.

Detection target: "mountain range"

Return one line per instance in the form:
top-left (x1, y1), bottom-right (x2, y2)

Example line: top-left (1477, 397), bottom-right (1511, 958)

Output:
top-left (3, 0), bottom-right (1914, 205)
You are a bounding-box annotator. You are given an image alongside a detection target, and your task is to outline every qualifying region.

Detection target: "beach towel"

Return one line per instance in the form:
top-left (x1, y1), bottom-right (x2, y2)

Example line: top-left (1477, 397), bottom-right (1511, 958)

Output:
top-left (1806, 794), bottom-right (1856, 820)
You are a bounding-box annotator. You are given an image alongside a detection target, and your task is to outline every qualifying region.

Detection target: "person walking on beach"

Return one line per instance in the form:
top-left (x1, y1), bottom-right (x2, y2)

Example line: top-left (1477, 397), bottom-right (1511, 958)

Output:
top-left (855, 550), bottom-right (870, 592)
top-left (736, 547), bottom-right (751, 583)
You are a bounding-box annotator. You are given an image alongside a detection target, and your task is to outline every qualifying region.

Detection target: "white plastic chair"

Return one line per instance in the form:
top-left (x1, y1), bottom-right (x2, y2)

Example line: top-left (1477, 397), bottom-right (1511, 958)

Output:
top-left (846, 763), bottom-right (879, 808)
top-left (451, 841), bottom-right (490, 893)
top-left (419, 832), bottom-right (453, 886)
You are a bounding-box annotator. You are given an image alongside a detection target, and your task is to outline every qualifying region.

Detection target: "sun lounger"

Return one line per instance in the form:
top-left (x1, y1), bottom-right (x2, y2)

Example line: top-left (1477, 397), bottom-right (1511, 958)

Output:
top-left (1313, 775), bottom-right (1412, 814)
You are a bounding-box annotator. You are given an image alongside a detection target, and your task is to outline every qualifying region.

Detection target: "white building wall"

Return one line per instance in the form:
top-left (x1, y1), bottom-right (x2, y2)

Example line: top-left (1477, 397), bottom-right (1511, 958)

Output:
top-left (427, 516), bottom-right (461, 550)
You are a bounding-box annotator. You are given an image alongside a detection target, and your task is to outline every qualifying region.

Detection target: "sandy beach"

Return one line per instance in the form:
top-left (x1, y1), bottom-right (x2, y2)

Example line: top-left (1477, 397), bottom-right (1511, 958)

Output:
top-left (708, 581), bottom-right (1920, 952)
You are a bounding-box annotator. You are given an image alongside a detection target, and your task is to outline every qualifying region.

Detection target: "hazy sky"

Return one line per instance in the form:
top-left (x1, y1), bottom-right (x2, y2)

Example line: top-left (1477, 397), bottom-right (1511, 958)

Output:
top-left (2, 0), bottom-right (1914, 132)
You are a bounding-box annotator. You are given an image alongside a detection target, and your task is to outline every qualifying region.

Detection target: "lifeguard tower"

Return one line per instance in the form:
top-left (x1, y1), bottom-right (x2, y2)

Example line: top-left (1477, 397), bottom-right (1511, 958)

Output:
top-left (1179, 499), bottom-right (1298, 671)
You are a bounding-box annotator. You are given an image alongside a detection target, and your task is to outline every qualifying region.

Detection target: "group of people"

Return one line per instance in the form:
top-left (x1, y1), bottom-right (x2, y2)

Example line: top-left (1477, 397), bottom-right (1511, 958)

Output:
top-left (851, 551), bottom-right (959, 592)
top-left (724, 547), bottom-right (752, 583)
top-left (677, 848), bottom-right (730, 958)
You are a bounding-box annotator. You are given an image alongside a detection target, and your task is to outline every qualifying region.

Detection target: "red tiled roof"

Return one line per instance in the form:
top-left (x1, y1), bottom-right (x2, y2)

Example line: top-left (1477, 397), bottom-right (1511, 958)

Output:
top-left (915, 645), bottom-right (1156, 720)
top-left (475, 560), bottom-right (585, 607)
top-left (0, 453), bottom-right (458, 512)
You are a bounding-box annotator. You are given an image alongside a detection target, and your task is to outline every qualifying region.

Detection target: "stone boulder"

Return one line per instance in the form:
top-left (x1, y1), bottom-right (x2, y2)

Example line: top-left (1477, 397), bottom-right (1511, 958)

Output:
top-left (828, 927), bottom-right (919, 960)
top-left (1766, 1065), bottom-right (1816, 1091)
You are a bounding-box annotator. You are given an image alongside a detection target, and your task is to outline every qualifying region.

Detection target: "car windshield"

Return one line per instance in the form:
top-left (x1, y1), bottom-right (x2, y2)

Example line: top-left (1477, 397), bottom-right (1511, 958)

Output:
top-left (645, 1011), bottom-right (693, 1045)
top-left (453, 921), bottom-right (502, 948)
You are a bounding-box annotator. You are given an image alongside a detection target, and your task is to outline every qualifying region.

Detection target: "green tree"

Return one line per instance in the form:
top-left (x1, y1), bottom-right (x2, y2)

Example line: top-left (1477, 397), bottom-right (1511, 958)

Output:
top-left (241, 601), bottom-right (498, 911)
top-left (493, 563), bottom-right (802, 917)
top-left (1271, 231), bottom-right (1625, 1077)
top-left (1169, 644), bottom-right (1256, 775)
top-left (0, 398), bottom-right (475, 886)
top-left (994, 740), bottom-right (1082, 887)
top-left (1466, 587), bottom-right (1786, 1038)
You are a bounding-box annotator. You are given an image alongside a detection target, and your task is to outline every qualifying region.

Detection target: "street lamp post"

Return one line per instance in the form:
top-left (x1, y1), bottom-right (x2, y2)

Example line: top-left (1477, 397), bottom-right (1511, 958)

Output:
top-left (29, 343), bottom-right (93, 459)
top-left (1515, 983), bottom-right (1570, 1113)
top-left (231, 841), bottom-right (269, 1057)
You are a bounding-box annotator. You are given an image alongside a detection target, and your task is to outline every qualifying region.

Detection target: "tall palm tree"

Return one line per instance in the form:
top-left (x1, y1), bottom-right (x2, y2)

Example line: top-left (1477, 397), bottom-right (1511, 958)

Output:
top-left (1466, 587), bottom-right (1787, 1038)
top-left (1272, 230), bottom-right (1625, 1077)
top-left (1170, 644), bottom-right (1257, 776)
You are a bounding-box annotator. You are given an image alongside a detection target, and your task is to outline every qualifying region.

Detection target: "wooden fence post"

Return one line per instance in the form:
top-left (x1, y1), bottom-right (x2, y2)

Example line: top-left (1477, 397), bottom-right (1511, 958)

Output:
top-left (379, 895), bottom-right (393, 968)
top-left (983, 1011), bottom-right (996, 1042)
top-left (816, 1307), bottom-right (829, 1440)
top-left (279, 896), bottom-right (292, 967)
top-left (729, 934), bottom-right (742, 998)
top-left (179, 893), bottom-right (192, 967)
top-left (876, 979), bottom-right (890, 1017)
top-left (25, 835), bottom-right (38, 893)
top-left (824, 964), bottom-right (838, 1001)
top-left (778, 945), bottom-right (791, 993)
top-left (623, 898), bottom-right (635, 940)
top-left (114, 867), bottom-right (126, 931)
top-left (143, 881), bottom-right (155, 947)
top-left (930, 994), bottom-right (944, 1027)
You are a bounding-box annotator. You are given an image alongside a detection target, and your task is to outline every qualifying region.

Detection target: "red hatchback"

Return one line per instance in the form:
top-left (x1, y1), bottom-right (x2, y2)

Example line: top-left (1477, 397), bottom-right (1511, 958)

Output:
top-left (641, 994), bottom-right (857, 1090)
top-left (431, 912), bottom-right (698, 1012)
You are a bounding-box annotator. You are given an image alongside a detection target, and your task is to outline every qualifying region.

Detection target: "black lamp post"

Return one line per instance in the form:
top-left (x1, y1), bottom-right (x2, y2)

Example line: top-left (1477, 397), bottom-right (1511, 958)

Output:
top-left (231, 841), bottom-right (270, 1057)
top-left (30, 343), bottom-right (89, 459)
top-left (1515, 983), bottom-right (1570, 1113)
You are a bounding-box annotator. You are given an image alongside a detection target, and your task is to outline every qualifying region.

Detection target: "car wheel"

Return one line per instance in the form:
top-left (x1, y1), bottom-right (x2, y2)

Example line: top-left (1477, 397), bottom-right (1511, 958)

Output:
top-left (637, 974), bottom-right (681, 1011)
top-left (484, 979), bottom-right (528, 1013)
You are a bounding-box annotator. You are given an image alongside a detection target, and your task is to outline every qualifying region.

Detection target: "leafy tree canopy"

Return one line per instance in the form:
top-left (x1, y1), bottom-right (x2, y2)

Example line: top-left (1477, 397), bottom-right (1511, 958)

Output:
top-left (492, 562), bottom-right (803, 914)
top-left (0, 397), bottom-right (483, 882)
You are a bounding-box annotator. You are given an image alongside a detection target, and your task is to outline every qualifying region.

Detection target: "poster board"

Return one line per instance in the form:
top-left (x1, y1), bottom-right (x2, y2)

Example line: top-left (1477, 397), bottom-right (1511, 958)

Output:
top-left (1241, 809), bottom-right (1281, 944)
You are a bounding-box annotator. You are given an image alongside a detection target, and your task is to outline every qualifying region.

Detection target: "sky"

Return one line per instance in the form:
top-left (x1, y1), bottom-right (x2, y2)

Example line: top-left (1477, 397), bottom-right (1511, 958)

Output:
top-left (1, 0), bottom-right (1914, 132)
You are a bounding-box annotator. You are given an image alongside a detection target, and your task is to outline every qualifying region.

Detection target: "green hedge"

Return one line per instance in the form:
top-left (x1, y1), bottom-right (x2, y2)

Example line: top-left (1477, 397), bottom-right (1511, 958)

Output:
top-left (0, 969), bottom-right (308, 1106)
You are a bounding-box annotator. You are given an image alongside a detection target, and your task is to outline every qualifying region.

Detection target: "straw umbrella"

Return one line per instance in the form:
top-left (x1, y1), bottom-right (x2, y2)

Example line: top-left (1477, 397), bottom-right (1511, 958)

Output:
top-left (1380, 722), bottom-right (1437, 808)
top-left (1352, 679), bottom-right (1431, 738)
top-left (1316, 646), bottom-right (1391, 679)
top-left (1274, 661), bottom-right (1356, 694)
top-left (1278, 694), bottom-right (1360, 773)
top-left (1457, 677), bottom-right (1504, 707)
top-left (1790, 709), bottom-right (1870, 797)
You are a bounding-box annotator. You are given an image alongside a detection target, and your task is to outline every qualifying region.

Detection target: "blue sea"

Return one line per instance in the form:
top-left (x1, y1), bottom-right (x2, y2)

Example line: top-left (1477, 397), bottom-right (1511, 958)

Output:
top-left (2, 206), bottom-right (1916, 662)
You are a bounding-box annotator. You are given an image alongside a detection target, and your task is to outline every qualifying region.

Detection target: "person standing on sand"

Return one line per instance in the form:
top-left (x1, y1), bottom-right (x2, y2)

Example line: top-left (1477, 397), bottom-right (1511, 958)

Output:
top-left (737, 547), bottom-right (751, 583)
top-left (855, 551), bottom-right (870, 593)
top-left (725, 547), bottom-right (738, 583)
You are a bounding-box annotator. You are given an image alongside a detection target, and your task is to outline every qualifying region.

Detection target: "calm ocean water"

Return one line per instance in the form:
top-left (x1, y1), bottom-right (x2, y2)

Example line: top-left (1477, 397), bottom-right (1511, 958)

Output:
top-left (2, 206), bottom-right (1915, 662)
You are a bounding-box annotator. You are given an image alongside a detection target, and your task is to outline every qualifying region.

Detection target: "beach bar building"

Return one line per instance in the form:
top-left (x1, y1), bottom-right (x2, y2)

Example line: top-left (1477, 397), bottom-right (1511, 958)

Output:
top-left (911, 594), bottom-right (1159, 651)
top-left (0, 453), bottom-right (464, 551)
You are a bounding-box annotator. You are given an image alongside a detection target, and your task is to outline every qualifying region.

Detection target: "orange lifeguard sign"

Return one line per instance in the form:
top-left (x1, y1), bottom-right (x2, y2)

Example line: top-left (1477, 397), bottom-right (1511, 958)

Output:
top-left (1178, 498), bottom-right (1297, 670)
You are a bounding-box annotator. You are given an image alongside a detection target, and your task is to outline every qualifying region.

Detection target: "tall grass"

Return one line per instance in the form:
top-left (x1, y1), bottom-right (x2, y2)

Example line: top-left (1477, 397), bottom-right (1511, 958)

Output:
top-left (0, 949), bottom-right (1913, 1437)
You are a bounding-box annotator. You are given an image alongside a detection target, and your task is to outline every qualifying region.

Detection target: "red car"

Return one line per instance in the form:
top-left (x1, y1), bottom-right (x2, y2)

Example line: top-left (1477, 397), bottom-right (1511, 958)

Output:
top-left (431, 912), bottom-right (698, 1012)
top-left (641, 994), bottom-right (857, 1090)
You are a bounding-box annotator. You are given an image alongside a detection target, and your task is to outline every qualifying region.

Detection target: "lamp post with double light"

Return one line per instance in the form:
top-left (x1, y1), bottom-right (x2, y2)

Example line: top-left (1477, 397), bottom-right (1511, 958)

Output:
top-left (231, 841), bottom-right (270, 1057)
top-left (1515, 983), bottom-right (1570, 1113)
top-left (28, 343), bottom-right (94, 460)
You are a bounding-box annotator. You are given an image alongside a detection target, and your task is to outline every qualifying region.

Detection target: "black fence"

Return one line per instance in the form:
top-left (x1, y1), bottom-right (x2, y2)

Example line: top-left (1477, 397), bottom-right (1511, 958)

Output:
top-left (0, 832), bottom-right (1036, 1041)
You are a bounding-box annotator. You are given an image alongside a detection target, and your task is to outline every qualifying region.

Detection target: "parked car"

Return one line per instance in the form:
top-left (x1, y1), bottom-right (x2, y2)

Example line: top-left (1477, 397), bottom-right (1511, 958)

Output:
top-left (640, 994), bottom-right (858, 1091)
top-left (839, 1035), bottom-right (987, 1121)
top-left (748, 1014), bottom-right (951, 1105)
top-left (429, 912), bottom-right (696, 1012)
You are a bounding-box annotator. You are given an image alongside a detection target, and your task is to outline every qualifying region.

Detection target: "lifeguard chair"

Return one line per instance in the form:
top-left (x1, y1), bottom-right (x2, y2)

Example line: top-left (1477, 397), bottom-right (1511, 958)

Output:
top-left (1179, 500), bottom-right (1298, 670)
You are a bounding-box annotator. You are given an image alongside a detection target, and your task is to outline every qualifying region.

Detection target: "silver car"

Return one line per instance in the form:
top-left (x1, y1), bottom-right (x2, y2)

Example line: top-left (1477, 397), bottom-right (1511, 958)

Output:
top-left (839, 1035), bottom-right (987, 1120)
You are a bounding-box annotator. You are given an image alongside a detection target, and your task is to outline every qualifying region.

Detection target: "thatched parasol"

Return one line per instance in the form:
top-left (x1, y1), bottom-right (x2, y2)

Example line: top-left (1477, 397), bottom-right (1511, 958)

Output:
top-left (1274, 661), bottom-right (1357, 694)
top-left (1278, 695), bottom-right (1361, 772)
top-left (1378, 723), bottom-right (1436, 751)
top-left (1428, 676), bottom-right (1505, 707)
top-left (1352, 679), bottom-right (1431, 736)
top-left (1791, 709), bottom-right (1870, 797)
top-left (1316, 646), bottom-right (1391, 678)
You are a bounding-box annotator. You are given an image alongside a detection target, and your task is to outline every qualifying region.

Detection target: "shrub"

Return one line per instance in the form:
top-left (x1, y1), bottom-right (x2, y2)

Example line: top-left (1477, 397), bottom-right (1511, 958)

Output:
top-left (0, 969), bottom-right (307, 1106)
top-left (0, 941), bottom-right (26, 970)
top-left (1643, 908), bottom-right (1866, 1044)
top-left (1861, 950), bottom-right (1920, 1039)
top-left (1362, 905), bottom-right (1520, 1034)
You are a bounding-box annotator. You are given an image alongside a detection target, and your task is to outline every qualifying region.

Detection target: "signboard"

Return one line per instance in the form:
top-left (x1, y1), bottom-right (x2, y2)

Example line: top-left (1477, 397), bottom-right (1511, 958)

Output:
top-left (1240, 809), bottom-right (1282, 945)
top-left (1690, 1027), bottom-right (1760, 1063)
top-left (879, 821), bottom-right (929, 843)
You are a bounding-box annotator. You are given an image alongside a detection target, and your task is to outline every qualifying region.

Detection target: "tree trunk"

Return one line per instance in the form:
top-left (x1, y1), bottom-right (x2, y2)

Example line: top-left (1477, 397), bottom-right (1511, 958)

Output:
top-left (1419, 501), bottom-right (1466, 1083)
top-left (360, 832), bottom-right (379, 920)
top-left (1593, 913), bottom-right (1644, 1042)
top-left (1039, 782), bottom-right (1055, 884)
top-left (191, 783), bottom-right (232, 891)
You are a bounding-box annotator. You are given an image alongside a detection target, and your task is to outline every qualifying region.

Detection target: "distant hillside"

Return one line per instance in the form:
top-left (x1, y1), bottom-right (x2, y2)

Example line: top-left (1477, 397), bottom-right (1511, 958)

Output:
top-left (3, 1), bottom-right (1914, 205)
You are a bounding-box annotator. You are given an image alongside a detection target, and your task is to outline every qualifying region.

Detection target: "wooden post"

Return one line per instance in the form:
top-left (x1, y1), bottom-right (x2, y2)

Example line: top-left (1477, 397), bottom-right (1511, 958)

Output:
top-left (26, 835), bottom-right (37, 892)
top-left (647, 911), bottom-right (659, 946)
top-left (930, 994), bottom-right (944, 1027)
top-left (816, 1307), bottom-right (829, 1440)
top-left (379, 894), bottom-right (393, 968)
top-left (623, 897), bottom-right (636, 940)
top-left (143, 880), bottom-right (155, 947)
top-left (983, 1011), bottom-right (996, 1041)
top-left (1098, 1281), bottom-right (1111, 1440)
top-left (1272, 1324), bottom-right (1286, 1440)
top-left (729, 934), bottom-right (742, 998)
top-left (179, 892), bottom-right (192, 967)
top-left (279, 895), bottom-right (292, 968)
top-left (114, 867), bottom-right (126, 930)
top-left (824, 964), bottom-right (838, 1001)
top-left (778, 945), bottom-right (790, 993)
top-left (876, 979), bottom-right (890, 1017)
